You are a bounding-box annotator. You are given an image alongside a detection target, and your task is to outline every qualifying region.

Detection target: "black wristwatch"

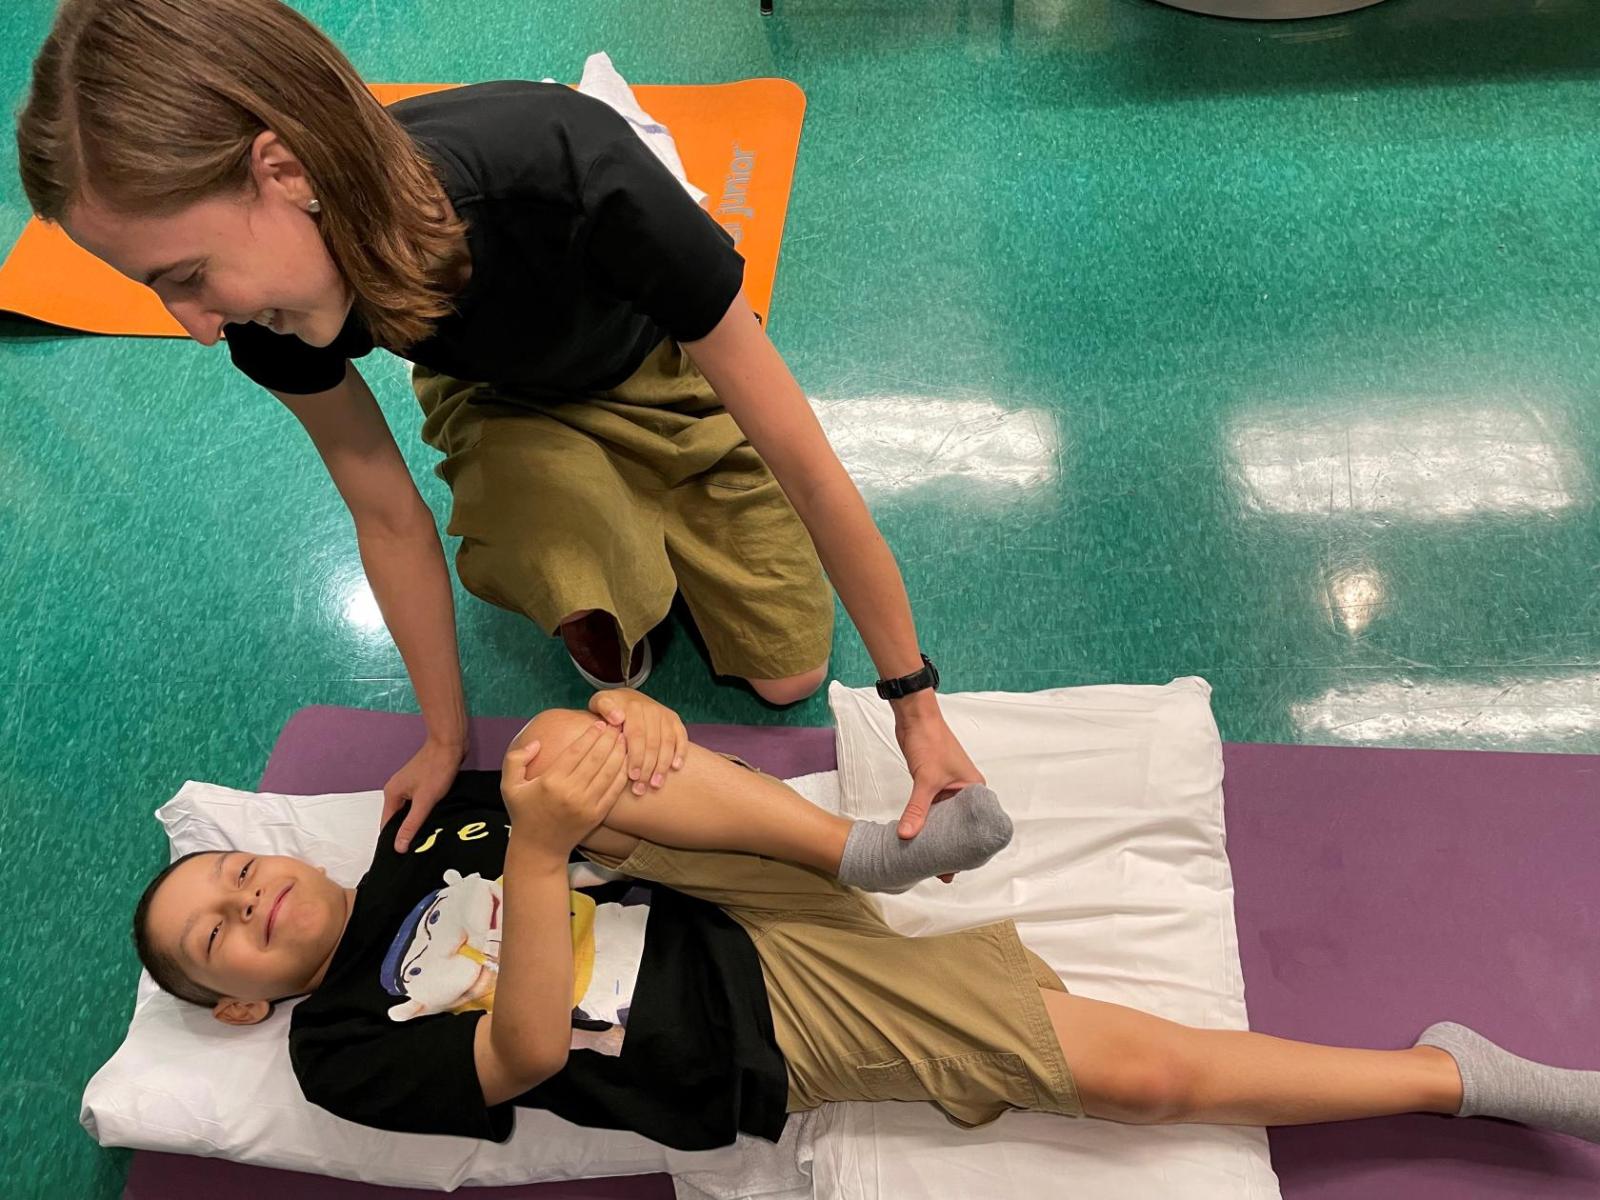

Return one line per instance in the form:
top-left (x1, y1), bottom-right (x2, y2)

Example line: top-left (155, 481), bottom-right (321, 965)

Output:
top-left (875, 654), bottom-right (940, 701)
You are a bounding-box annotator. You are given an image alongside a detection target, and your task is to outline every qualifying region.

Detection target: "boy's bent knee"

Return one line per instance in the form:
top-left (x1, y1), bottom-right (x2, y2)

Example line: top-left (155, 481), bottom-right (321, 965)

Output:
top-left (746, 663), bottom-right (829, 706)
top-left (510, 708), bottom-right (597, 771)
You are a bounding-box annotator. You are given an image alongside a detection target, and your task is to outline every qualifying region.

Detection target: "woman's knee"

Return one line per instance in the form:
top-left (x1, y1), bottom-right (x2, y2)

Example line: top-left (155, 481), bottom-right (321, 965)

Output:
top-left (455, 540), bottom-right (521, 613)
top-left (746, 662), bottom-right (829, 706)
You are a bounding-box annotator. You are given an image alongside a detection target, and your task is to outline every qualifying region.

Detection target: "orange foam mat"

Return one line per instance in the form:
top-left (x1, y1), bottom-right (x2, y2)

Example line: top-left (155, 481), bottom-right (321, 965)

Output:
top-left (0, 79), bottom-right (804, 337)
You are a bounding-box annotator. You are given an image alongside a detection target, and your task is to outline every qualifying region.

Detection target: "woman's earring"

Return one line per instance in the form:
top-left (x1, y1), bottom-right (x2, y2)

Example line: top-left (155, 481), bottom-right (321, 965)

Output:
top-left (307, 198), bottom-right (322, 214)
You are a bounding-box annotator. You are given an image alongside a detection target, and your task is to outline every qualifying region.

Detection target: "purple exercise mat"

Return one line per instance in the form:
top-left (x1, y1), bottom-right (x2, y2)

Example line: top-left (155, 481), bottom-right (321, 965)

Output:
top-left (124, 709), bottom-right (1600, 1200)
top-left (1223, 741), bottom-right (1600, 1198)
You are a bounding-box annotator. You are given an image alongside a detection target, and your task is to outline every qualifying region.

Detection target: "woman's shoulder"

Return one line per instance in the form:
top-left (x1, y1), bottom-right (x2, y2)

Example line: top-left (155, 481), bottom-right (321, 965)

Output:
top-left (388, 79), bottom-right (595, 125)
top-left (390, 81), bottom-right (633, 203)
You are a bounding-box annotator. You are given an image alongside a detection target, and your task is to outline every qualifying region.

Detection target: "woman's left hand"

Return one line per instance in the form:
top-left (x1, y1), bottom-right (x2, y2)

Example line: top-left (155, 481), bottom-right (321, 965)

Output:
top-left (894, 701), bottom-right (985, 842)
top-left (588, 689), bottom-right (689, 796)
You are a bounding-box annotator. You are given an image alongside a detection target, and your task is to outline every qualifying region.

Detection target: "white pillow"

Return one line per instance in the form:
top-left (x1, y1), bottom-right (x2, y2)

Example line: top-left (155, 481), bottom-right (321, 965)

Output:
top-left (81, 777), bottom-right (822, 1197)
top-left (814, 678), bottom-right (1281, 1200)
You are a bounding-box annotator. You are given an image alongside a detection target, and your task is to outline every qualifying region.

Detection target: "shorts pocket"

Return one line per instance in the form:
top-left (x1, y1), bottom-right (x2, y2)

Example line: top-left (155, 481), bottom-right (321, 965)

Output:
top-left (698, 436), bottom-right (771, 493)
top-left (849, 1049), bottom-right (1035, 1126)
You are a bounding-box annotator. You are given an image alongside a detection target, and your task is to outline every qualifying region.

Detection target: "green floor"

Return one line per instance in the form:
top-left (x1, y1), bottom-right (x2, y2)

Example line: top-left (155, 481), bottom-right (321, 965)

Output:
top-left (5, 0), bottom-right (1600, 1194)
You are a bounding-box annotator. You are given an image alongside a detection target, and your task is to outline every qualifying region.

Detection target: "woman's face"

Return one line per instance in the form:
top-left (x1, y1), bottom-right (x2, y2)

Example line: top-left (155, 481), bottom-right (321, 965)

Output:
top-left (61, 131), bottom-right (352, 349)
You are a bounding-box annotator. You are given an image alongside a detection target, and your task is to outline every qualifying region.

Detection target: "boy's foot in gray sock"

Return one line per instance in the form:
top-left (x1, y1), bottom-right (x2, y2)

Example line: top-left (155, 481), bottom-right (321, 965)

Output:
top-left (835, 784), bottom-right (1013, 894)
top-left (1417, 1022), bottom-right (1600, 1144)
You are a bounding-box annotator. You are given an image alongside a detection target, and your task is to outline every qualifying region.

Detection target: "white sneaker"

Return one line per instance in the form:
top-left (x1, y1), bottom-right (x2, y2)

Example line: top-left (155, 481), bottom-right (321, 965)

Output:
top-left (568, 637), bottom-right (652, 691)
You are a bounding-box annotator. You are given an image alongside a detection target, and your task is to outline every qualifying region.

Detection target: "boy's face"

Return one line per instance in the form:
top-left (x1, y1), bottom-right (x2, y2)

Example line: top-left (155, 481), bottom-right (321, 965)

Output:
top-left (145, 851), bottom-right (351, 1015)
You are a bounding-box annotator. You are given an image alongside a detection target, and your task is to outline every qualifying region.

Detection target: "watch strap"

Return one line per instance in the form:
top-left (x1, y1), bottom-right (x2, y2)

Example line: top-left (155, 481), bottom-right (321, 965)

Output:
top-left (875, 655), bottom-right (940, 701)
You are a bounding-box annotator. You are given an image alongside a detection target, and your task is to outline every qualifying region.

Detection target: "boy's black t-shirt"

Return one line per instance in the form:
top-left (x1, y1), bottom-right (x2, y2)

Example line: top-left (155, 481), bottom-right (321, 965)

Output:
top-left (225, 80), bottom-right (746, 396)
top-left (287, 771), bottom-right (788, 1149)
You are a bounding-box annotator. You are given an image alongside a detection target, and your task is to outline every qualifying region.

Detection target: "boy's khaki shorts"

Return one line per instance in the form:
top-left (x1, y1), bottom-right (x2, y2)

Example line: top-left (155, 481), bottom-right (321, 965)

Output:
top-left (583, 841), bottom-right (1084, 1127)
top-left (412, 339), bottom-right (834, 681)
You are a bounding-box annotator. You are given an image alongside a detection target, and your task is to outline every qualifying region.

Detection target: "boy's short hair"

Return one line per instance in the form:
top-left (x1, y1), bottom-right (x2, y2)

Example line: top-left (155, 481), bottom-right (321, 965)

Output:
top-left (132, 851), bottom-right (224, 1008)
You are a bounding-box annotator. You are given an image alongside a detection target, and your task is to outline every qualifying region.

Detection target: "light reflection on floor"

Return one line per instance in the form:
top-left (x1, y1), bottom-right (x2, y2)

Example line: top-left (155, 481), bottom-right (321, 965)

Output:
top-left (1292, 671), bottom-right (1600, 746)
top-left (810, 394), bottom-right (1061, 499)
top-left (1229, 405), bottom-right (1588, 520)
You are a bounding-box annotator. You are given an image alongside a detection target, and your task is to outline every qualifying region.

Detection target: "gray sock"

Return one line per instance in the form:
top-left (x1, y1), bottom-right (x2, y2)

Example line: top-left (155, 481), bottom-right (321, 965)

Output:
top-left (835, 784), bottom-right (1013, 894)
top-left (1417, 1022), bottom-right (1600, 1144)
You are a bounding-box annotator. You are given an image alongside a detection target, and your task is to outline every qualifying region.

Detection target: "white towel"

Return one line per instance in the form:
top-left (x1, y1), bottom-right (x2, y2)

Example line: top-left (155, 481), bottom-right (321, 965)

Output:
top-left (552, 52), bottom-right (708, 206)
top-left (667, 1117), bottom-right (814, 1200)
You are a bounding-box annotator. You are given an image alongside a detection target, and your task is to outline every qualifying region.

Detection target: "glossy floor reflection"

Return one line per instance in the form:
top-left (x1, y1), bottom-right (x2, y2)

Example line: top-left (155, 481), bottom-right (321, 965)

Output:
top-left (5, 0), bottom-right (1600, 1195)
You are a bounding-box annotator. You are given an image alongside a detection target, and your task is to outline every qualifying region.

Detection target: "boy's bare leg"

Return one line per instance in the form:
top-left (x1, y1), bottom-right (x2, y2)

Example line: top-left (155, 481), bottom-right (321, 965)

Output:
top-left (513, 709), bottom-right (851, 873)
top-left (1044, 989), bottom-right (1463, 1126)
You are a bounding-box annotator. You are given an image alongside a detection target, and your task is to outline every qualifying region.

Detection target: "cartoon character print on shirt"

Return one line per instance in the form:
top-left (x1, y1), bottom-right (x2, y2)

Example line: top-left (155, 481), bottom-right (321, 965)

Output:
top-left (380, 869), bottom-right (503, 1022)
top-left (380, 861), bottom-right (650, 1057)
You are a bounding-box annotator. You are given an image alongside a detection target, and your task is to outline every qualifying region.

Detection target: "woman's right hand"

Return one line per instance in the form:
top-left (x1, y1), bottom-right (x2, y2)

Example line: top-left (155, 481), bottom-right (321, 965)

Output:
top-left (500, 721), bottom-right (632, 860)
top-left (383, 736), bottom-right (468, 853)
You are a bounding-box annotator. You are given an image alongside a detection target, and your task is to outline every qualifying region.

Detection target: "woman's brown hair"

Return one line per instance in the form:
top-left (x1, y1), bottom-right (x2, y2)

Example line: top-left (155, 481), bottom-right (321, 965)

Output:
top-left (16, 0), bottom-right (466, 350)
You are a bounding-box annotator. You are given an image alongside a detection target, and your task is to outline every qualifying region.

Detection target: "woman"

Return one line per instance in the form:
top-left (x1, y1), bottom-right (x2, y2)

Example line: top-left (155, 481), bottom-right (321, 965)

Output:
top-left (18, 0), bottom-right (979, 852)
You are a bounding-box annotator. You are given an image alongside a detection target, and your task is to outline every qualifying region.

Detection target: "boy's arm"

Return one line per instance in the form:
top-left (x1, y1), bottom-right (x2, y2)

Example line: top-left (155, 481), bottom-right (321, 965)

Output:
top-left (475, 723), bottom-right (634, 1106)
top-left (473, 837), bottom-right (577, 1104)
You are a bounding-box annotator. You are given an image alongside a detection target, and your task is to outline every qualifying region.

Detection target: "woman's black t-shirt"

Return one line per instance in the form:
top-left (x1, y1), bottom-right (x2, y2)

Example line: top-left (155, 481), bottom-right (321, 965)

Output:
top-left (287, 771), bottom-right (789, 1149)
top-left (225, 81), bottom-right (746, 396)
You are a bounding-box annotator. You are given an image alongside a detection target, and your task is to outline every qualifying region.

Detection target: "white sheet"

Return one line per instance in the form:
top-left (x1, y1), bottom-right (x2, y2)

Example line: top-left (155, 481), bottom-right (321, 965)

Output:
top-left (812, 678), bottom-right (1281, 1200)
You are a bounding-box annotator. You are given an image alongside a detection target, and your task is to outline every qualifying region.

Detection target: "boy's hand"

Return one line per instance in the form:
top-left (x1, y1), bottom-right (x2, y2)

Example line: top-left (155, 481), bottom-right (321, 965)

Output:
top-left (501, 722), bottom-right (632, 860)
top-left (588, 689), bottom-right (688, 797)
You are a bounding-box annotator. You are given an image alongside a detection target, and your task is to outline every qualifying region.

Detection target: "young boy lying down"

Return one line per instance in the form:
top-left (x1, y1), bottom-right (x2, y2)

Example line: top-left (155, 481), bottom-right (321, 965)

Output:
top-left (134, 691), bottom-right (1599, 1152)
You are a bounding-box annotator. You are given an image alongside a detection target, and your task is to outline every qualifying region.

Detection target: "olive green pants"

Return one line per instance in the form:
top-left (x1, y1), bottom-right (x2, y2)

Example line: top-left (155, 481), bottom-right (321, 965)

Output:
top-left (412, 339), bottom-right (834, 679)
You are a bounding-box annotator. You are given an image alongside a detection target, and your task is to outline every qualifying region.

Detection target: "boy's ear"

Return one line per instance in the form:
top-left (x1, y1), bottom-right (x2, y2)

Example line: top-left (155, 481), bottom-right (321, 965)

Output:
top-left (212, 998), bottom-right (272, 1026)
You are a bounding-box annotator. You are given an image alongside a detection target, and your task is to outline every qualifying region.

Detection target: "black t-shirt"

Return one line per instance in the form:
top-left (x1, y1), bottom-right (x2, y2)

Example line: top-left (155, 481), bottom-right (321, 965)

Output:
top-left (225, 81), bottom-right (746, 396)
top-left (288, 771), bottom-right (788, 1149)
